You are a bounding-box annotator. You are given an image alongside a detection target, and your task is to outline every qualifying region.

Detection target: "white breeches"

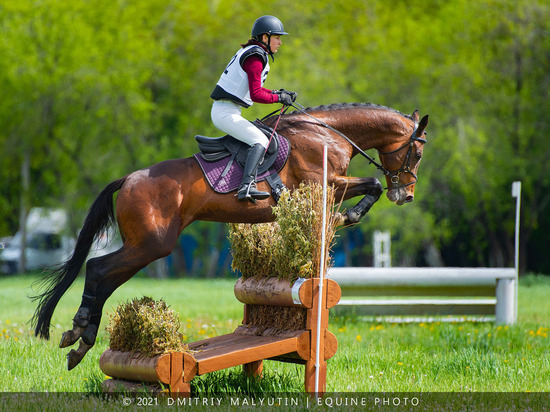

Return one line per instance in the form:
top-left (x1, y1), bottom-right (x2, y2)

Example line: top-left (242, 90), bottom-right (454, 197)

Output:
top-left (211, 100), bottom-right (268, 149)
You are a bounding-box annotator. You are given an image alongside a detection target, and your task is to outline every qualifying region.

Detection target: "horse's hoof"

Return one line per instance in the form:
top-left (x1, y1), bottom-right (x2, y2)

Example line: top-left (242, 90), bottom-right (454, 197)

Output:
top-left (60, 330), bottom-right (76, 348)
top-left (333, 213), bottom-right (346, 227)
top-left (67, 349), bottom-right (82, 370)
top-left (59, 327), bottom-right (84, 348)
top-left (59, 331), bottom-right (71, 348)
top-left (344, 210), bottom-right (361, 225)
top-left (66, 340), bottom-right (93, 370)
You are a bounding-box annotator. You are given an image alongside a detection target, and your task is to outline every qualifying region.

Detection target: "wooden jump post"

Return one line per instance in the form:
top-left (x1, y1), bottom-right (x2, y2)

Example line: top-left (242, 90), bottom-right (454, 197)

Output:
top-left (100, 276), bottom-right (341, 395)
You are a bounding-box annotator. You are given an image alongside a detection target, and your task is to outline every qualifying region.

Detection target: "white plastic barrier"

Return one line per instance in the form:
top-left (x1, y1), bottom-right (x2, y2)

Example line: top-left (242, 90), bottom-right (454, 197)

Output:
top-left (328, 267), bottom-right (517, 325)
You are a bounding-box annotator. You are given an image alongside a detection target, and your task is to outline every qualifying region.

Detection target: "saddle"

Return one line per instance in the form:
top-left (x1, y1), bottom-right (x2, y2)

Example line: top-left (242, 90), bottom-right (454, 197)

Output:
top-left (195, 120), bottom-right (280, 176)
top-left (193, 120), bottom-right (290, 201)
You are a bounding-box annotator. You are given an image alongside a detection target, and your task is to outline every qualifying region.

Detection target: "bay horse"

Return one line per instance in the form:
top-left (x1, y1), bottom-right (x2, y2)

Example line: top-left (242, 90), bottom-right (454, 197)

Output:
top-left (32, 103), bottom-right (428, 369)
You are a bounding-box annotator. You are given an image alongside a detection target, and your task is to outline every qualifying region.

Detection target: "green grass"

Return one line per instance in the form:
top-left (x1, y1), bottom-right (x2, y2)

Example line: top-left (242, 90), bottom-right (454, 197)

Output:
top-left (1, 273), bottom-right (549, 409)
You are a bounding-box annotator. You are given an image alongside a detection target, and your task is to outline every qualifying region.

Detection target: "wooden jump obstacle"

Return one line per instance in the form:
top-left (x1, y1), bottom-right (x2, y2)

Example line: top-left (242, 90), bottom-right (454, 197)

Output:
top-left (100, 275), bottom-right (341, 396)
top-left (329, 267), bottom-right (517, 324)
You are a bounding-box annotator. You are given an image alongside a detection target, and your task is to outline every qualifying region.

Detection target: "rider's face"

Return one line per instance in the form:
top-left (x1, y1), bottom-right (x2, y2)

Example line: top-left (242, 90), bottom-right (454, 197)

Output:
top-left (262, 34), bottom-right (282, 53)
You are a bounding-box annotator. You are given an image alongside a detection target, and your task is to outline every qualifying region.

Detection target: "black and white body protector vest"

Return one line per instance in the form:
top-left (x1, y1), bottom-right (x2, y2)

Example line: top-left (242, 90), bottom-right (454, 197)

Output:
top-left (211, 45), bottom-right (270, 108)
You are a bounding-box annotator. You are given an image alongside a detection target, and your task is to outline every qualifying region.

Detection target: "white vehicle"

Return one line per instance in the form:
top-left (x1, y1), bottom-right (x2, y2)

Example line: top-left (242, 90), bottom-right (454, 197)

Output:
top-left (0, 208), bottom-right (120, 274)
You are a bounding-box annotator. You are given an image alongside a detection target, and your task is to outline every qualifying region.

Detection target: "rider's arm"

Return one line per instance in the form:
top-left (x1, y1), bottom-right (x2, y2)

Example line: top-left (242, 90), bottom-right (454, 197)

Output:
top-left (242, 55), bottom-right (279, 104)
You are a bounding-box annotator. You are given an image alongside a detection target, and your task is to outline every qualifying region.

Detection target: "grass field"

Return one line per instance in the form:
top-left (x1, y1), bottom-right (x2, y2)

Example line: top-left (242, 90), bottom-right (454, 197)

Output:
top-left (1, 272), bottom-right (549, 410)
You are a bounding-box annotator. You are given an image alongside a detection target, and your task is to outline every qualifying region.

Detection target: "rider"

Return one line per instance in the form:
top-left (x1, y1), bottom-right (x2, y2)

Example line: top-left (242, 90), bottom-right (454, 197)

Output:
top-left (210, 15), bottom-right (297, 202)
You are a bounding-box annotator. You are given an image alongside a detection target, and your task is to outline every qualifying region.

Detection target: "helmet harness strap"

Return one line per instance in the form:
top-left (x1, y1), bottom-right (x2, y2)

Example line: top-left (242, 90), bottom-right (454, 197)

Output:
top-left (256, 34), bottom-right (275, 61)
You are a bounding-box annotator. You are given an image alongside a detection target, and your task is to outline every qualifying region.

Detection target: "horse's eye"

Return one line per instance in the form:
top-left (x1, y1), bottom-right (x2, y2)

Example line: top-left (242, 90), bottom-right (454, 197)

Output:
top-left (415, 151), bottom-right (422, 160)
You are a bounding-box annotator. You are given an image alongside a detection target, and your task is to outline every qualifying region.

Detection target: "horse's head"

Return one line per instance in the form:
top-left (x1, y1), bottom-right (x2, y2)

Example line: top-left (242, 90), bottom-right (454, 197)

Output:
top-left (379, 111), bottom-right (429, 205)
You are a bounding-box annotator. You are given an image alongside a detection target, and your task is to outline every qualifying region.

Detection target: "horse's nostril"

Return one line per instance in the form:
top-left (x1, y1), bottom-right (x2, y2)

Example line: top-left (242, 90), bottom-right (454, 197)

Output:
top-left (405, 195), bottom-right (414, 203)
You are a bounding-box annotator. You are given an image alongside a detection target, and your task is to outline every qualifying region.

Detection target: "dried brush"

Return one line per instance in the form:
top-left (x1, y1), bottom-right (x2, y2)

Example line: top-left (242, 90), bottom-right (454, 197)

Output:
top-left (229, 182), bottom-right (337, 281)
top-left (105, 296), bottom-right (187, 357)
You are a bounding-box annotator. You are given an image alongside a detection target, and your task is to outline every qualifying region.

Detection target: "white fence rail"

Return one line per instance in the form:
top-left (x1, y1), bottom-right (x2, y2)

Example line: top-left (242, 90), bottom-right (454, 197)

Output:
top-left (328, 267), bottom-right (517, 325)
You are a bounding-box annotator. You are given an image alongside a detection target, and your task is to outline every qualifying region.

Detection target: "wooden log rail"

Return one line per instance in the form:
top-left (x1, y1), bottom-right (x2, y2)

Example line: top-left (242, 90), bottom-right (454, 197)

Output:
top-left (234, 276), bottom-right (340, 308)
top-left (100, 276), bottom-right (342, 396)
top-left (100, 351), bottom-right (185, 394)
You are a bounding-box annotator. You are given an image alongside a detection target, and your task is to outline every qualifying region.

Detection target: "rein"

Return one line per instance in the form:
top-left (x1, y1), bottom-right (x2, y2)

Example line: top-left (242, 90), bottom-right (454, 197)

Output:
top-left (290, 102), bottom-right (388, 175)
top-left (289, 102), bottom-right (426, 189)
top-left (263, 105), bottom-right (286, 155)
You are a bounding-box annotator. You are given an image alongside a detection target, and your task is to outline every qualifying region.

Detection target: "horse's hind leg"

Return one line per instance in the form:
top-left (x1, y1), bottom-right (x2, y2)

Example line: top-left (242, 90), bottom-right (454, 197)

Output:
top-left (62, 239), bottom-right (174, 370)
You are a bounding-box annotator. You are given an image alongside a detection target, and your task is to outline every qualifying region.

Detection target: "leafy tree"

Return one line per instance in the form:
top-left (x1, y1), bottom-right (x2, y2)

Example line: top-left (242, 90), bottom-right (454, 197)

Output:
top-left (1, 0), bottom-right (549, 274)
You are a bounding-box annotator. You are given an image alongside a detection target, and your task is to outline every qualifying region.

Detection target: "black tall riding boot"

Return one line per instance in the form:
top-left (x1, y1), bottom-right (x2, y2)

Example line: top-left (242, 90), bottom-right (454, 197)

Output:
top-left (237, 144), bottom-right (271, 203)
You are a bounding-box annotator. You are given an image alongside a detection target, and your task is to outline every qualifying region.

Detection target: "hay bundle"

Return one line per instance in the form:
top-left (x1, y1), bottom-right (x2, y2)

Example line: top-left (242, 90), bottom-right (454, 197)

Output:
top-left (229, 182), bottom-right (337, 281)
top-left (229, 182), bottom-right (337, 335)
top-left (105, 296), bottom-right (187, 357)
top-left (227, 221), bottom-right (279, 278)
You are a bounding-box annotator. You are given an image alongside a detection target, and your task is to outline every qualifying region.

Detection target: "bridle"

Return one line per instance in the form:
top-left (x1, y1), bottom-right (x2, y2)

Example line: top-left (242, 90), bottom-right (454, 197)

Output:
top-left (286, 102), bottom-right (427, 190)
top-left (379, 124), bottom-right (427, 188)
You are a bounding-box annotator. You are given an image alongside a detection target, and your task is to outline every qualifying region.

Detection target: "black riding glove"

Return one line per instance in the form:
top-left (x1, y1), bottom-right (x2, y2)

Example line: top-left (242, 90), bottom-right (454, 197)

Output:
top-left (274, 89), bottom-right (297, 105)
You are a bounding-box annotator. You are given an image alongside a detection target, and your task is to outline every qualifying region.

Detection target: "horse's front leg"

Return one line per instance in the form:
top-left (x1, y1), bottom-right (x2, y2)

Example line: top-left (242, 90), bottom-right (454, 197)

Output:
top-left (331, 176), bottom-right (383, 225)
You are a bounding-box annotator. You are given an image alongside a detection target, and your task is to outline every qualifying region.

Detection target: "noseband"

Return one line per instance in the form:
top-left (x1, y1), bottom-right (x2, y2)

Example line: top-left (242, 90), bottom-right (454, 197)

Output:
top-left (289, 103), bottom-right (426, 190)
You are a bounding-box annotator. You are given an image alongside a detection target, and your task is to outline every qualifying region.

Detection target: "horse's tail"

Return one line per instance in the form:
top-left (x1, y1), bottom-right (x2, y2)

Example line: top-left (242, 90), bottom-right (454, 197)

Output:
top-left (31, 176), bottom-right (127, 340)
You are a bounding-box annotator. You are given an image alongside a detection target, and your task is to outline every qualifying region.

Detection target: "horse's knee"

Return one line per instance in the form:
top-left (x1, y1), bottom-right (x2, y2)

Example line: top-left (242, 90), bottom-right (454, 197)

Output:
top-left (366, 178), bottom-right (383, 197)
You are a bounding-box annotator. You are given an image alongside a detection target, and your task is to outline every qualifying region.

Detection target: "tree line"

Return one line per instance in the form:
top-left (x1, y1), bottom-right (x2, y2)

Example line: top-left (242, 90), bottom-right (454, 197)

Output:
top-left (1, 0), bottom-right (549, 274)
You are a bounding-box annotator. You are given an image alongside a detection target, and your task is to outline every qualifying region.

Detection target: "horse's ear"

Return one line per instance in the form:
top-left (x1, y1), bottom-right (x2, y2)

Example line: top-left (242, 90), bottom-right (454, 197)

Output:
top-left (416, 115), bottom-right (429, 137)
top-left (411, 109), bottom-right (419, 123)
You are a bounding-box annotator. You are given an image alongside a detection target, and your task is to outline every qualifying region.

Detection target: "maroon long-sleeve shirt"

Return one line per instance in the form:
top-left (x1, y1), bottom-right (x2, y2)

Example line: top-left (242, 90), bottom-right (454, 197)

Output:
top-left (242, 56), bottom-right (279, 104)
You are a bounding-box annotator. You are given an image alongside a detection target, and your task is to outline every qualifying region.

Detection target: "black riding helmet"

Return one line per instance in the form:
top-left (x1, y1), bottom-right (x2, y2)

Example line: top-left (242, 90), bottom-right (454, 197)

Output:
top-left (251, 16), bottom-right (288, 58)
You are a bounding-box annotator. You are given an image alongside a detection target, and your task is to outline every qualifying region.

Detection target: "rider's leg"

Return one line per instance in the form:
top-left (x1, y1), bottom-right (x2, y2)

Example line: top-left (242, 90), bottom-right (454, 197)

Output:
top-left (237, 143), bottom-right (271, 202)
top-left (211, 100), bottom-right (270, 202)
